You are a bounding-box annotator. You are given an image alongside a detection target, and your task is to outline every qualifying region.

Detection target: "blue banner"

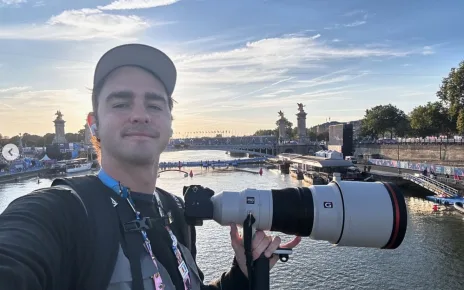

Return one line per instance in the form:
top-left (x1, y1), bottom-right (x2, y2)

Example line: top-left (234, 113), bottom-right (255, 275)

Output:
top-left (368, 159), bottom-right (463, 177)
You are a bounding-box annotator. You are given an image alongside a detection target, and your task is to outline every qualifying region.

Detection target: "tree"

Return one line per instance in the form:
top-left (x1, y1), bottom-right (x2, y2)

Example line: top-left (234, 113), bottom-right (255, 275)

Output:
top-left (306, 130), bottom-right (317, 140)
top-left (457, 109), bottom-right (464, 135)
top-left (43, 133), bottom-right (56, 145)
top-left (361, 104), bottom-right (409, 139)
top-left (437, 60), bottom-right (464, 129)
top-left (253, 129), bottom-right (277, 136)
top-left (409, 102), bottom-right (454, 137)
top-left (317, 131), bottom-right (329, 141)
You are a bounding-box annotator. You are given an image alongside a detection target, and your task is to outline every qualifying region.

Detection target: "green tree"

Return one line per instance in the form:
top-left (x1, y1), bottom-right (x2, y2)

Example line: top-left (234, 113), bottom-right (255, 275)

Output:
top-left (317, 131), bottom-right (329, 141)
top-left (361, 104), bottom-right (409, 139)
top-left (253, 129), bottom-right (277, 136)
top-left (409, 102), bottom-right (454, 137)
top-left (457, 109), bottom-right (464, 135)
top-left (307, 130), bottom-right (317, 140)
top-left (43, 133), bottom-right (56, 145)
top-left (437, 60), bottom-right (464, 125)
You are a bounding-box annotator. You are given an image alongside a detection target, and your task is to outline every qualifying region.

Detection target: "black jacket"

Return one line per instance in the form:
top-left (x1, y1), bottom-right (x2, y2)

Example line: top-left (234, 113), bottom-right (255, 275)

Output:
top-left (0, 175), bottom-right (248, 290)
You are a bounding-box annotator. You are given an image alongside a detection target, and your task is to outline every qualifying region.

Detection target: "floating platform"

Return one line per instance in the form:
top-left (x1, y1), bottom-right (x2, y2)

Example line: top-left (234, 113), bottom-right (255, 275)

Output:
top-left (425, 195), bottom-right (464, 205)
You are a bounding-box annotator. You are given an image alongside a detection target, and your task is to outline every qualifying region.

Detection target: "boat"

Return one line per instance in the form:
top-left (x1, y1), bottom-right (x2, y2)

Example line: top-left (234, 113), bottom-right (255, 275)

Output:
top-left (56, 158), bottom-right (93, 174)
top-left (281, 151), bottom-right (372, 185)
top-left (67, 162), bottom-right (92, 173)
top-left (454, 201), bottom-right (464, 215)
top-left (290, 167), bottom-right (304, 180)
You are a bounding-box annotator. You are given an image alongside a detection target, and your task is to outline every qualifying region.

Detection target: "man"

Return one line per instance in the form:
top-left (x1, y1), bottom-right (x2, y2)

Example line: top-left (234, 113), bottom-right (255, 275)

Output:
top-left (0, 44), bottom-right (300, 289)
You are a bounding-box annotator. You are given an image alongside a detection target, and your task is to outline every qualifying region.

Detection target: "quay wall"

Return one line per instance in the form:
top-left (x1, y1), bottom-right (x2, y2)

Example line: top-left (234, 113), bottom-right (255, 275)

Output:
top-left (355, 144), bottom-right (464, 164)
top-left (0, 169), bottom-right (47, 184)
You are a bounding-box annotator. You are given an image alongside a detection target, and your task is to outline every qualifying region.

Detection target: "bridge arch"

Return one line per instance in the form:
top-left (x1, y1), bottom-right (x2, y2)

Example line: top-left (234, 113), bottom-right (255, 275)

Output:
top-left (165, 145), bottom-right (276, 157)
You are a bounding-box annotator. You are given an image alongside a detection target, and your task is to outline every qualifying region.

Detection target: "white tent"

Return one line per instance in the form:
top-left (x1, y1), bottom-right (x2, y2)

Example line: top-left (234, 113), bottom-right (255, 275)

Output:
top-left (40, 154), bottom-right (51, 161)
top-left (314, 150), bottom-right (343, 160)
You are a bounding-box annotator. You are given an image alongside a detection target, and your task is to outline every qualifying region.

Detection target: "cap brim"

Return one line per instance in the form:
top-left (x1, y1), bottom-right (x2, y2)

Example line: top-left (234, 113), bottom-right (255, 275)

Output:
top-left (93, 44), bottom-right (176, 96)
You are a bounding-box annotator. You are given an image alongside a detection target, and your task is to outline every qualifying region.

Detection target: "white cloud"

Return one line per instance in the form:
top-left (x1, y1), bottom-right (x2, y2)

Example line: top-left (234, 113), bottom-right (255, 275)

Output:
top-left (0, 8), bottom-right (171, 40)
top-left (33, 0), bottom-right (45, 7)
top-left (98, 0), bottom-right (180, 10)
top-left (422, 46), bottom-right (435, 55)
top-left (169, 35), bottom-right (419, 113)
top-left (0, 86), bottom-right (30, 93)
top-left (344, 20), bottom-right (366, 27)
top-left (1, 0), bottom-right (26, 5)
top-left (344, 10), bottom-right (366, 17)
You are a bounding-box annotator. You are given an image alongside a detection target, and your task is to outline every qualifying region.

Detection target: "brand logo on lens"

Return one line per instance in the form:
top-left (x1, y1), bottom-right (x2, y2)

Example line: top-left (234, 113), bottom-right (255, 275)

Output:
top-left (323, 202), bottom-right (333, 208)
top-left (247, 197), bottom-right (255, 204)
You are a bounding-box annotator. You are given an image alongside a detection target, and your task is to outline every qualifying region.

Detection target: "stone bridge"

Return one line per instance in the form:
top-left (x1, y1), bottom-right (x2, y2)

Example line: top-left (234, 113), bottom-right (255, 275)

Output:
top-left (165, 143), bottom-right (324, 157)
top-left (165, 144), bottom-right (275, 157)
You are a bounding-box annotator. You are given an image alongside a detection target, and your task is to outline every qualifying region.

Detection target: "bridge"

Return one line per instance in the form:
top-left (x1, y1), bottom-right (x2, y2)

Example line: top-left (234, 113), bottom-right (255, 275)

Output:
top-left (166, 141), bottom-right (325, 156)
top-left (166, 144), bottom-right (276, 157)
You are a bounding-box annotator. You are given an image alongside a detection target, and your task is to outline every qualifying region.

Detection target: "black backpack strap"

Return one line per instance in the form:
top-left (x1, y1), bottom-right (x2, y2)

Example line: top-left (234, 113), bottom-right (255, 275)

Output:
top-left (51, 175), bottom-right (121, 290)
top-left (111, 192), bottom-right (146, 290)
top-left (156, 188), bottom-right (193, 253)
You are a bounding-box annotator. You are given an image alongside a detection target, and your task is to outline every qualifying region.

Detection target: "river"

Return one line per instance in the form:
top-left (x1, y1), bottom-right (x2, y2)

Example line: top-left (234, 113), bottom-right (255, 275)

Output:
top-left (1, 150), bottom-right (463, 289)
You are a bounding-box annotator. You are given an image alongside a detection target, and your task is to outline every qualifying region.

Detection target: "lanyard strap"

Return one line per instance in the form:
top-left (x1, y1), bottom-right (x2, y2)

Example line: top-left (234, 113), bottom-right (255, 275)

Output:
top-left (98, 169), bottom-right (192, 290)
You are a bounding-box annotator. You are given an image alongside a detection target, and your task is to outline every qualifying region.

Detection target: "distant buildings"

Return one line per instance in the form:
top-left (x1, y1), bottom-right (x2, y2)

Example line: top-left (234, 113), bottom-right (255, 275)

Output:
top-left (309, 119), bottom-right (362, 140)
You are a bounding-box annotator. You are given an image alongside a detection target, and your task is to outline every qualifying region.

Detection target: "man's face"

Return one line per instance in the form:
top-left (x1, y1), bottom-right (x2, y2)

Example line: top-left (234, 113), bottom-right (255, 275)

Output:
top-left (96, 66), bottom-right (172, 165)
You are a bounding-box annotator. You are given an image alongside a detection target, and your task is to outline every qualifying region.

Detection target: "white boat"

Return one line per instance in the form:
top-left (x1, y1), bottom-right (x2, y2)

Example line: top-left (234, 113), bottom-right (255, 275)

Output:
top-left (62, 158), bottom-right (93, 173)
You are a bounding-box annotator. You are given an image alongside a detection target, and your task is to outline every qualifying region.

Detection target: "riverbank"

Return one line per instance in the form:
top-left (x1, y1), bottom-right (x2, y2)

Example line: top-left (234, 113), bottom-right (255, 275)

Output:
top-left (0, 169), bottom-right (47, 184)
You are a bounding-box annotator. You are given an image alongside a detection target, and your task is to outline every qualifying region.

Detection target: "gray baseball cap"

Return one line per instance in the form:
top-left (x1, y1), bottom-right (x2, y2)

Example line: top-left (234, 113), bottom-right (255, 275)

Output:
top-left (93, 43), bottom-right (177, 96)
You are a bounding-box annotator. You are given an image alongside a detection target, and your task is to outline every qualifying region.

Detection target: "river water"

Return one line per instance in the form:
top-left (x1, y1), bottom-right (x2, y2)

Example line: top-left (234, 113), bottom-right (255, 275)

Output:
top-left (1, 150), bottom-right (463, 290)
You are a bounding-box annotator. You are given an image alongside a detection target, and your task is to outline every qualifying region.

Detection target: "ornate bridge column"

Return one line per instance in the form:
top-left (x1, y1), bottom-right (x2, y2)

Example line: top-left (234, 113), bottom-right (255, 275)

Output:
top-left (296, 103), bottom-right (307, 144)
top-left (52, 110), bottom-right (67, 144)
top-left (277, 110), bottom-right (286, 144)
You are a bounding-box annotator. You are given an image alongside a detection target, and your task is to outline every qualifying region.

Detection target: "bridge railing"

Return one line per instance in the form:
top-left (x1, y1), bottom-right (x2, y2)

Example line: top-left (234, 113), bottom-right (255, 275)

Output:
top-left (403, 173), bottom-right (458, 197)
top-left (418, 174), bottom-right (459, 195)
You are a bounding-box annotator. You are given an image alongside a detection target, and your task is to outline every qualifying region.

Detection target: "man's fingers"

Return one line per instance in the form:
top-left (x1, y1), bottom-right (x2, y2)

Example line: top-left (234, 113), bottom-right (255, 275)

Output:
top-left (252, 231), bottom-right (266, 251)
top-left (280, 236), bottom-right (302, 249)
top-left (270, 254), bottom-right (280, 268)
top-left (230, 224), bottom-right (242, 249)
top-left (252, 235), bottom-right (272, 260)
top-left (264, 236), bottom-right (281, 258)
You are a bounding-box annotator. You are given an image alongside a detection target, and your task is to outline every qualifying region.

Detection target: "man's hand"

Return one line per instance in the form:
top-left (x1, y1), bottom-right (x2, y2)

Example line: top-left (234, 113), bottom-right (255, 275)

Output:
top-left (230, 223), bottom-right (301, 278)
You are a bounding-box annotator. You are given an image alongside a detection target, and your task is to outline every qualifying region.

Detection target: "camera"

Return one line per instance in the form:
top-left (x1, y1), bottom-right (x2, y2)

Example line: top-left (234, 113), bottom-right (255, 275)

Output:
top-left (183, 177), bottom-right (407, 249)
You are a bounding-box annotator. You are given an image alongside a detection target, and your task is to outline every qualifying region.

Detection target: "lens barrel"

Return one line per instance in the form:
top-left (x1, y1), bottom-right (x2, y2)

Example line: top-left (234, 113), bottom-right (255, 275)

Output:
top-left (270, 181), bottom-right (407, 249)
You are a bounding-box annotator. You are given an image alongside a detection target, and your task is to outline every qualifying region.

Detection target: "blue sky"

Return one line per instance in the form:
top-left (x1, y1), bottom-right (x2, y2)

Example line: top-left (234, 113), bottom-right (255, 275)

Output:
top-left (0, 0), bottom-right (463, 137)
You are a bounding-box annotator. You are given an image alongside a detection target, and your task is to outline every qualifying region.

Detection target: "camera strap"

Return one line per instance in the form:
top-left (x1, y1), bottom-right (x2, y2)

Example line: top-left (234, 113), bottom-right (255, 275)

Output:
top-left (98, 169), bottom-right (192, 290)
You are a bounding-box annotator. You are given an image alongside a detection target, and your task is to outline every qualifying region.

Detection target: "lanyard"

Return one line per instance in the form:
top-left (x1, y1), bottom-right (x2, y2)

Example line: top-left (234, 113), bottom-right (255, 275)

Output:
top-left (98, 169), bottom-right (192, 290)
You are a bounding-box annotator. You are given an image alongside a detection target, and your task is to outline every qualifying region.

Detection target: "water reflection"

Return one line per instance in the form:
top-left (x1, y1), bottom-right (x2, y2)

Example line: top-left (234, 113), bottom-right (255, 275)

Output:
top-left (0, 150), bottom-right (463, 289)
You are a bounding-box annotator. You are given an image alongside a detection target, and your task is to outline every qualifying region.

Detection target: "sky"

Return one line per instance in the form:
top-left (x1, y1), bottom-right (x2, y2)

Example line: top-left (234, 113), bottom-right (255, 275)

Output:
top-left (1, 0), bottom-right (464, 138)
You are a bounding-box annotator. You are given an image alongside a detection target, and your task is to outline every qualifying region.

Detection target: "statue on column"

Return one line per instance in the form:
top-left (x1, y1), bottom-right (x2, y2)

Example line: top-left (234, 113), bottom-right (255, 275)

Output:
top-left (296, 103), bottom-right (307, 143)
top-left (55, 110), bottom-right (63, 120)
top-left (52, 110), bottom-right (67, 144)
top-left (277, 110), bottom-right (286, 142)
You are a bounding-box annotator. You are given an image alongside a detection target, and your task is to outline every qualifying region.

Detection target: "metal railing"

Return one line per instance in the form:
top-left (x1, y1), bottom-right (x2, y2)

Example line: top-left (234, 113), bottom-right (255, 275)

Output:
top-left (403, 173), bottom-right (458, 197)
